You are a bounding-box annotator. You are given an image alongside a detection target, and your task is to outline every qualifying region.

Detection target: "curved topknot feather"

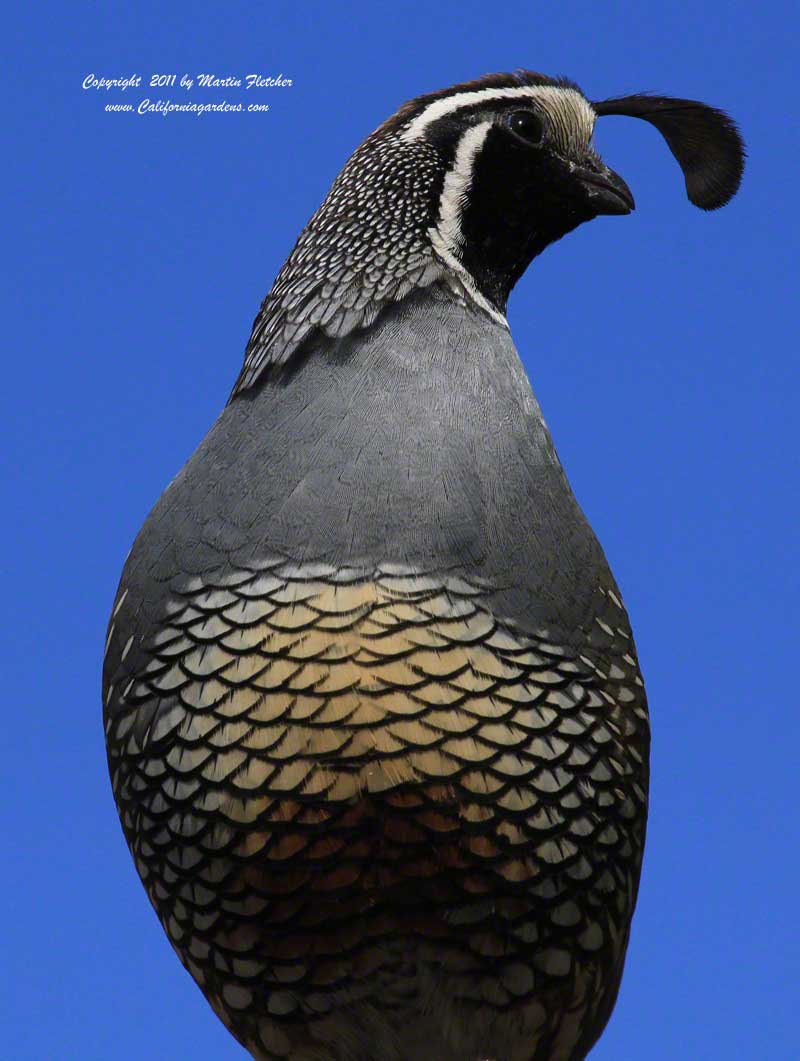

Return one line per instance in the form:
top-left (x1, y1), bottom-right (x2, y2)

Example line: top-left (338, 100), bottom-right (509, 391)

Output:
top-left (592, 94), bottom-right (745, 210)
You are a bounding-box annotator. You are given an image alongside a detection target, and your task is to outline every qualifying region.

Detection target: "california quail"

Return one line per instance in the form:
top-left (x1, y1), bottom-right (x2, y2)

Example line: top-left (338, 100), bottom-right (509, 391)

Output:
top-left (103, 71), bottom-right (744, 1061)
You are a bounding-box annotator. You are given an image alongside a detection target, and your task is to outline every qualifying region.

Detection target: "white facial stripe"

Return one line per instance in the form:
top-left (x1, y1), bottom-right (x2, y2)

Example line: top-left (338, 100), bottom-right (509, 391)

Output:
top-left (429, 120), bottom-right (508, 328)
top-left (401, 84), bottom-right (596, 151)
top-left (435, 120), bottom-right (492, 256)
top-left (430, 237), bottom-right (509, 328)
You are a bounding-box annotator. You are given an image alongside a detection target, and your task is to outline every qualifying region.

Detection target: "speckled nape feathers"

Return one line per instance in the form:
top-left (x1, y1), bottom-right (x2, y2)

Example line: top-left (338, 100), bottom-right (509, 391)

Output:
top-left (233, 132), bottom-right (447, 394)
top-left (105, 558), bottom-right (647, 1061)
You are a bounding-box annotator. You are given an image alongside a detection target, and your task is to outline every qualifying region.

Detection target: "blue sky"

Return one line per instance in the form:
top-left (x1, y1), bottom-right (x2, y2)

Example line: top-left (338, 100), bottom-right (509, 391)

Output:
top-left (4, 2), bottom-right (797, 1058)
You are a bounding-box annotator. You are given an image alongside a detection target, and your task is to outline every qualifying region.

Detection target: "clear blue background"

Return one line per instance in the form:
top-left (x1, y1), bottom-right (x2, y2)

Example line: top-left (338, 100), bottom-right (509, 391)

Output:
top-left (5, 2), bottom-right (797, 1057)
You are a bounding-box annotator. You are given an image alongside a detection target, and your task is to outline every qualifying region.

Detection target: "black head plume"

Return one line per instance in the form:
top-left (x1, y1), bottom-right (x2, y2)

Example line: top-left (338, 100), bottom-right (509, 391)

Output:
top-left (592, 94), bottom-right (745, 210)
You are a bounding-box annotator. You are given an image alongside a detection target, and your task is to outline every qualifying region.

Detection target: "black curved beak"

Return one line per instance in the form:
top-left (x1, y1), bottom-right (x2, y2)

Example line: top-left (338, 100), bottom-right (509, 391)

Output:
top-left (574, 163), bottom-right (636, 216)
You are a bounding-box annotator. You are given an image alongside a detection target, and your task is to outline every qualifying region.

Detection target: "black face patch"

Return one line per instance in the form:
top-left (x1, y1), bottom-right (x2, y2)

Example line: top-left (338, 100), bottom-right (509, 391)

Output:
top-left (456, 122), bottom-right (596, 310)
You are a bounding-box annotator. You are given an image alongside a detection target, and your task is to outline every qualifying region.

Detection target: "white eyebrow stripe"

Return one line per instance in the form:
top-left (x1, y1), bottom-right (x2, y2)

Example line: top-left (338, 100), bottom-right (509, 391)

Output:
top-left (401, 84), bottom-right (595, 142)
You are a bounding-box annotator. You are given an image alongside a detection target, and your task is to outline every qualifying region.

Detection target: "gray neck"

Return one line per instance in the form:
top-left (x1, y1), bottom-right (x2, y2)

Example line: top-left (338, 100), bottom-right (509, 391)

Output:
top-left (183, 284), bottom-right (610, 629)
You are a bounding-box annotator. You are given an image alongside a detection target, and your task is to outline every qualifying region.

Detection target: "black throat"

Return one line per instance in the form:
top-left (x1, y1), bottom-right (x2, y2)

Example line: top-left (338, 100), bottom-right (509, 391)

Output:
top-left (457, 127), bottom-right (590, 313)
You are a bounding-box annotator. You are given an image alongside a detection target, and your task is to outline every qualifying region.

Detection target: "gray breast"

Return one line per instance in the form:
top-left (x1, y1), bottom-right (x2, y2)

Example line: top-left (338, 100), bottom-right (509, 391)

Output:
top-left (125, 284), bottom-right (610, 637)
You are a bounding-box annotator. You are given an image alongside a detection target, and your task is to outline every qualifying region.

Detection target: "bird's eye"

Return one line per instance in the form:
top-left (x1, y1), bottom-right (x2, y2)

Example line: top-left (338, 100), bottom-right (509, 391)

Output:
top-left (506, 109), bottom-right (546, 147)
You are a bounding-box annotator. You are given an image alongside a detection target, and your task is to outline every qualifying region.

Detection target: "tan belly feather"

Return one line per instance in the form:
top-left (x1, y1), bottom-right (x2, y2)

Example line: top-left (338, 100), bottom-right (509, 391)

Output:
top-left (105, 561), bottom-right (648, 1060)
